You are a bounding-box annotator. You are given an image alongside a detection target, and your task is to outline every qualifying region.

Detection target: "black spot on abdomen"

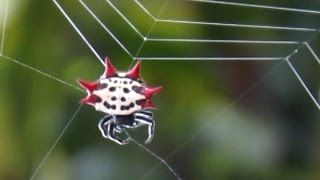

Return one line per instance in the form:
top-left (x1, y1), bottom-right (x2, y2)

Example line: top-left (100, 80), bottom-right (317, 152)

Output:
top-left (104, 101), bottom-right (116, 110)
top-left (132, 85), bottom-right (143, 93)
top-left (109, 87), bottom-right (116, 92)
top-left (120, 103), bottom-right (134, 111)
top-left (97, 83), bottom-right (108, 90)
top-left (123, 88), bottom-right (130, 93)
top-left (136, 99), bottom-right (144, 106)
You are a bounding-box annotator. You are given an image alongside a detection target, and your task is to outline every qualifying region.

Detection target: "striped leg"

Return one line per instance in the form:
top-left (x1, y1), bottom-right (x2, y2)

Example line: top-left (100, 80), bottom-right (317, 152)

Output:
top-left (98, 115), bottom-right (113, 139)
top-left (107, 123), bottom-right (130, 145)
top-left (134, 110), bottom-right (155, 144)
top-left (98, 115), bottom-right (129, 145)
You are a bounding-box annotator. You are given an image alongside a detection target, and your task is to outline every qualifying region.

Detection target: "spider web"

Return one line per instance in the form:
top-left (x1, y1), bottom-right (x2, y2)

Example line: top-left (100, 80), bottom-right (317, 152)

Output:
top-left (0, 0), bottom-right (319, 179)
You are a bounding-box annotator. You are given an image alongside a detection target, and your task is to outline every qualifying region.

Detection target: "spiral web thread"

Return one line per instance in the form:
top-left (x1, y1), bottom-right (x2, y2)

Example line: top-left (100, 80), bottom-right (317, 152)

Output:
top-left (0, 0), bottom-right (319, 180)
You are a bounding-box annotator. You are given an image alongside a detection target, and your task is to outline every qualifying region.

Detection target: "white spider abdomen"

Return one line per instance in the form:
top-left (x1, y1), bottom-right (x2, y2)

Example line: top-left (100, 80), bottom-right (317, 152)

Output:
top-left (93, 77), bottom-right (145, 115)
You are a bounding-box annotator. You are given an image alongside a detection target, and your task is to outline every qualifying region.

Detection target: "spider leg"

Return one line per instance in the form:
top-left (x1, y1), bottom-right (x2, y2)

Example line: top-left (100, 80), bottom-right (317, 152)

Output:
top-left (98, 115), bottom-right (113, 139)
top-left (114, 125), bottom-right (123, 133)
top-left (107, 122), bottom-right (130, 145)
top-left (134, 110), bottom-right (155, 144)
top-left (98, 115), bottom-right (129, 145)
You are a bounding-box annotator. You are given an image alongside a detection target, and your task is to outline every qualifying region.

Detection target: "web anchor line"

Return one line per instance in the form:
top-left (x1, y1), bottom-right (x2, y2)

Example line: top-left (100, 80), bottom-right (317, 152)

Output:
top-left (134, 0), bottom-right (156, 20)
top-left (137, 57), bottom-right (283, 61)
top-left (0, 0), bottom-right (9, 55)
top-left (157, 19), bottom-right (318, 32)
top-left (105, 0), bottom-right (144, 39)
top-left (285, 58), bottom-right (320, 110)
top-left (304, 42), bottom-right (320, 64)
top-left (146, 38), bottom-right (300, 44)
top-left (190, 0), bottom-right (320, 15)
top-left (0, 54), bottom-right (84, 92)
top-left (0, 4), bottom-right (85, 179)
top-left (29, 104), bottom-right (83, 180)
top-left (53, 0), bottom-right (104, 65)
top-left (124, 130), bottom-right (181, 180)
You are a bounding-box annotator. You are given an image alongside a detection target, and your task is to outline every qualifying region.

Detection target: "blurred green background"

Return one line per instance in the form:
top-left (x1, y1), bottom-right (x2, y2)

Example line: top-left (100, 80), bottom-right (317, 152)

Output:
top-left (0, 0), bottom-right (319, 179)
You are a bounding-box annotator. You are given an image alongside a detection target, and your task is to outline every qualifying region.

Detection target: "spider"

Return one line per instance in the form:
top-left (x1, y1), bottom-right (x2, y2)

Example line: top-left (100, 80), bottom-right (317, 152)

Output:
top-left (78, 57), bottom-right (161, 145)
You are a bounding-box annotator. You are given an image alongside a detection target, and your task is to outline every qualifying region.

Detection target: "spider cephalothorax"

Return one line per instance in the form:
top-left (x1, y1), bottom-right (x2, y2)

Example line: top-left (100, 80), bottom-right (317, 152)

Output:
top-left (78, 57), bottom-right (161, 145)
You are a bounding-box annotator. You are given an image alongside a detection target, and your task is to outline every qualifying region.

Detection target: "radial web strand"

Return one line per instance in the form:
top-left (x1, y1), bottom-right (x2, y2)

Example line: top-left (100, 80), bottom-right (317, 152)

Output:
top-left (29, 105), bottom-right (83, 180)
top-left (0, 0), bottom-right (9, 55)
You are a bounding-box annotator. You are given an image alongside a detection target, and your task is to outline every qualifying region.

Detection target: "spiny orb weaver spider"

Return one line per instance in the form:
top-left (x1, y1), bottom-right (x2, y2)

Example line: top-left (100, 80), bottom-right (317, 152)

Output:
top-left (78, 57), bottom-right (161, 145)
